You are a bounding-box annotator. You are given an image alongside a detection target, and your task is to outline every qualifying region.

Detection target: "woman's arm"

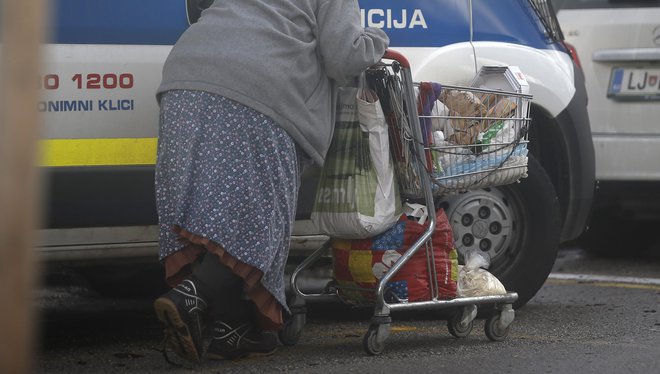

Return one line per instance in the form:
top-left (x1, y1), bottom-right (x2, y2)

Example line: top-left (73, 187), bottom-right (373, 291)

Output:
top-left (316, 0), bottom-right (389, 82)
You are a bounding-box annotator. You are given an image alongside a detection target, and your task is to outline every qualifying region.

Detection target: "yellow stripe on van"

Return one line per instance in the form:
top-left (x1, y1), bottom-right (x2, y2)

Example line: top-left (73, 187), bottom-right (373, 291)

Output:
top-left (40, 138), bottom-right (158, 167)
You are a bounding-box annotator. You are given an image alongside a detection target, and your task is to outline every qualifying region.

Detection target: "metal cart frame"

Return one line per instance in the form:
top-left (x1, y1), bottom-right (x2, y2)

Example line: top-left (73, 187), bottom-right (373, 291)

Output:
top-left (282, 50), bottom-right (521, 355)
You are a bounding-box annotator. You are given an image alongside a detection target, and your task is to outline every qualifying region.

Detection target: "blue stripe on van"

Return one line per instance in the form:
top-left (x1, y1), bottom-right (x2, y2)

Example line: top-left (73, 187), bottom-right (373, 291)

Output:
top-left (51, 0), bottom-right (559, 50)
top-left (359, 0), bottom-right (558, 49)
top-left (51, 0), bottom-right (189, 45)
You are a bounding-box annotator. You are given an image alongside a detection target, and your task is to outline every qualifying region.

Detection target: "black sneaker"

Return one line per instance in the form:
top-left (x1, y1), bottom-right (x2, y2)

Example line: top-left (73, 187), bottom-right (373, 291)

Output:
top-left (206, 321), bottom-right (278, 360)
top-left (153, 278), bottom-right (208, 362)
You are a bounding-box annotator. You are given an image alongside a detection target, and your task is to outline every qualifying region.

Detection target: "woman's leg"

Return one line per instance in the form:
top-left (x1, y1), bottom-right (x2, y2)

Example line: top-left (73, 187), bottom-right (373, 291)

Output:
top-left (191, 252), bottom-right (250, 323)
top-left (191, 253), bottom-right (278, 360)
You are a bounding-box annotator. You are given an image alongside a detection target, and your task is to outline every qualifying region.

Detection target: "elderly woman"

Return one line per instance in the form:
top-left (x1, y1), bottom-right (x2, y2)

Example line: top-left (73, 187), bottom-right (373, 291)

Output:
top-left (153, 0), bottom-right (388, 363)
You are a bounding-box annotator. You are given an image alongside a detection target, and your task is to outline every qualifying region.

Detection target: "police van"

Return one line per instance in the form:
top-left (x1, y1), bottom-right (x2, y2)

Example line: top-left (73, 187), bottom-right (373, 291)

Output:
top-left (38, 0), bottom-right (594, 306)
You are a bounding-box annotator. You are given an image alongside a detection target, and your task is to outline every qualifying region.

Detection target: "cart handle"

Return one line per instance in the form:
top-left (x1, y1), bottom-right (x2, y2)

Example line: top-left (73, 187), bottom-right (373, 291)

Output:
top-left (382, 49), bottom-right (411, 68)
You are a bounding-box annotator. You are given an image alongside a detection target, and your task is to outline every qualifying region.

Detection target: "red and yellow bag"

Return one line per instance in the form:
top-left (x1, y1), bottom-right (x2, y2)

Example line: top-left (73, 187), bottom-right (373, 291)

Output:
top-left (331, 209), bottom-right (458, 303)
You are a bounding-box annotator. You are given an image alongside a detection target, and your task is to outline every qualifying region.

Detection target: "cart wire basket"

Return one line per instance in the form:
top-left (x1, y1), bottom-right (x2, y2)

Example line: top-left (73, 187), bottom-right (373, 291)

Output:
top-left (283, 50), bottom-right (520, 355)
top-left (367, 61), bottom-right (532, 197)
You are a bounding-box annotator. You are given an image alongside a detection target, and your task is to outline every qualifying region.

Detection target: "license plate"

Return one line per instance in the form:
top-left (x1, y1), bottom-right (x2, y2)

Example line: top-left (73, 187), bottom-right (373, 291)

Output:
top-left (608, 67), bottom-right (660, 101)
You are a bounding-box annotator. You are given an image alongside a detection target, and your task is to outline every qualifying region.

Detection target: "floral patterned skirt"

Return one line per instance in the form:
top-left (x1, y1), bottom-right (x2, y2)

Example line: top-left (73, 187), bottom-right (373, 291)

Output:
top-left (156, 90), bottom-right (303, 330)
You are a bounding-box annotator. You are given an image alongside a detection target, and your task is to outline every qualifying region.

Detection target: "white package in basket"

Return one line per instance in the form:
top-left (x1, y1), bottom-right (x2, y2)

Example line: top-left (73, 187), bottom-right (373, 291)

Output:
top-left (311, 81), bottom-right (401, 239)
top-left (470, 65), bottom-right (531, 137)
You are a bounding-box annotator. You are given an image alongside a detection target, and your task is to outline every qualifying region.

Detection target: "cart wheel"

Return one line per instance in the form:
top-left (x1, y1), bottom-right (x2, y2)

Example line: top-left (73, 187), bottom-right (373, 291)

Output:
top-left (363, 325), bottom-right (387, 356)
top-left (484, 314), bottom-right (510, 342)
top-left (447, 311), bottom-right (474, 338)
top-left (278, 312), bottom-right (306, 346)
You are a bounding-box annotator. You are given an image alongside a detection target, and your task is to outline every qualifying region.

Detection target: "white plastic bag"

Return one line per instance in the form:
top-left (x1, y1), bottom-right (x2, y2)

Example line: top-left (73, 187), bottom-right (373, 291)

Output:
top-left (311, 74), bottom-right (401, 239)
top-left (457, 251), bottom-right (507, 297)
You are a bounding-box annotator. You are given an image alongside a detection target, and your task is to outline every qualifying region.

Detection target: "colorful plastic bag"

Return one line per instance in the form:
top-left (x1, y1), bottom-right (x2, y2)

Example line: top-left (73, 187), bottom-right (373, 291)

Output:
top-left (331, 209), bottom-right (458, 303)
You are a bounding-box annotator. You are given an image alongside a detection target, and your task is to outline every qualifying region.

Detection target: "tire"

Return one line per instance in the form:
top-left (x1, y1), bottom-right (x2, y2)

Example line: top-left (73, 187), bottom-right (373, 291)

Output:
top-left (484, 314), bottom-right (510, 342)
top-left (362, 325), bottom-right (386, 356)
top-left (278, 313), bottom-right (305, 346)
top-left (447, 310), bottom-right (473, 338)
top-left (438, 155), bottom-right (561, 308)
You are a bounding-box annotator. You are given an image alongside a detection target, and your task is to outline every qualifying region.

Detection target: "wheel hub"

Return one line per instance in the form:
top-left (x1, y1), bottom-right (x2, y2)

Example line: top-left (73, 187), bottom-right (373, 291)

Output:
top-left (439, 188), bottom-right (521, 269)
top-left (471, 220), bottom-right (489, 239)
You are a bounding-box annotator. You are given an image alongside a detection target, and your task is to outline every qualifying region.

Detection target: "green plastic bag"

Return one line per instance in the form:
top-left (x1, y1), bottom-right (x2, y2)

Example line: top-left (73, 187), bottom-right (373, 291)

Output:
top-left (312, 80), bottom-right (401, 239)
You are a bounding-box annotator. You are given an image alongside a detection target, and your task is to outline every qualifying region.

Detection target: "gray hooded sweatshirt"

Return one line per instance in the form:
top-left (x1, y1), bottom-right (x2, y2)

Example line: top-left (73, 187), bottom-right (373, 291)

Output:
top-left (157, 0), bottom-right (389, 165)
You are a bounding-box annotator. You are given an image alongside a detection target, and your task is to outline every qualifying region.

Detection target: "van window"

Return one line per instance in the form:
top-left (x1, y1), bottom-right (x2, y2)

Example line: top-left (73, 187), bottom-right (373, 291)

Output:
top-left (528, 0), bottom-right (564, 42)
top-left (551, 0), bottom-right (660, 9)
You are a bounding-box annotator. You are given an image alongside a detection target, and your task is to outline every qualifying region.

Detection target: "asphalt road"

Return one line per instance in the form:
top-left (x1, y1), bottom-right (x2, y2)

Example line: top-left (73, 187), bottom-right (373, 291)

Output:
top-left (35, 246), bottom-right (660, 373)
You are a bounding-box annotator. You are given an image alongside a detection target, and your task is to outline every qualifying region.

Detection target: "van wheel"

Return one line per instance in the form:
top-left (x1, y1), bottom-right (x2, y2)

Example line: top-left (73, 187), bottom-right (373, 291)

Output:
top-left (438, 155), bottom-right (561, 308)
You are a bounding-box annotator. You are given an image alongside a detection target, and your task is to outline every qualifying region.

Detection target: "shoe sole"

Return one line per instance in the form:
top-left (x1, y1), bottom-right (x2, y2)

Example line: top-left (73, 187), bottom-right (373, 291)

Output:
top-left (206, 347), bottom-right (278, 361)
top-left (154, 297), bottom-right (201, 362)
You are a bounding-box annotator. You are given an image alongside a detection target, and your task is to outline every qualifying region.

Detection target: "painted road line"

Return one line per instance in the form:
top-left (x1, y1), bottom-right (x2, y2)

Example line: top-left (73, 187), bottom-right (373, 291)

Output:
top-left (549, 273), bottom-right (660, 286)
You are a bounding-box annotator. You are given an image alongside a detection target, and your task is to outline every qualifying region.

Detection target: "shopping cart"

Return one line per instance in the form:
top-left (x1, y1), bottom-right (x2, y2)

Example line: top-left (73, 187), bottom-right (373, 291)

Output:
top-left (282, 50), bottom-right (528, 355)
